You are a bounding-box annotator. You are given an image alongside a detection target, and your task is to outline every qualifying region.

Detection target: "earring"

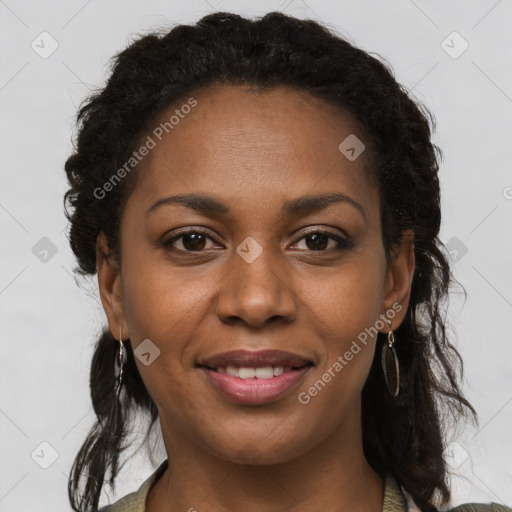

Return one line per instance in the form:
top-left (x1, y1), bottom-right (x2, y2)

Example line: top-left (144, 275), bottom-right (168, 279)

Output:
top-left (381, 318), bottom-right (400, 398)
top-left (115, 327), bottom-right (126, 399)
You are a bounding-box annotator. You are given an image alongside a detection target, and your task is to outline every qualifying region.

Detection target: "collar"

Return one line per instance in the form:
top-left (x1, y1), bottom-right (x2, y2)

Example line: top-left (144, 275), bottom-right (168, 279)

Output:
top-left (383, 471), bottom-right (413, 512)
top-left (103, 459), bottom-right (412, 511)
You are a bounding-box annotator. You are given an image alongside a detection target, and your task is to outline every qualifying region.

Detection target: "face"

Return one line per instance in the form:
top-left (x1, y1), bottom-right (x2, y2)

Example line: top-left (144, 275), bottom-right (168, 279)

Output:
top-left (97, 85), bottom-right (414, 464)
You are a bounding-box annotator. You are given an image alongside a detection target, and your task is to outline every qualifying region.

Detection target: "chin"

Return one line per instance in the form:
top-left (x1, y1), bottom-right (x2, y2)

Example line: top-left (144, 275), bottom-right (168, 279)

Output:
top-left (205, 430), bottom-right (313, 466)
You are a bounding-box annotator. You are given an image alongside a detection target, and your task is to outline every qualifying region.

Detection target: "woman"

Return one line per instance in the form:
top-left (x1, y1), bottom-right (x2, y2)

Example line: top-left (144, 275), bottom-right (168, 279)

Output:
top-left (64, 11), bottom-right (511, 512)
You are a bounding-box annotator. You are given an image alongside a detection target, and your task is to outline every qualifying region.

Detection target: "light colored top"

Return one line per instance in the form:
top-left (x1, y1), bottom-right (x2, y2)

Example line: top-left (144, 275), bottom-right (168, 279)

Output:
top-left (99, 459), bottom-right (511, 512)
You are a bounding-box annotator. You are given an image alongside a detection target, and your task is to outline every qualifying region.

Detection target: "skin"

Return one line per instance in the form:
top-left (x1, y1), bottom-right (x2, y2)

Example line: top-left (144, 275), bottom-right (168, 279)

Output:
top-left (97, 85), bottom-right (415, 512)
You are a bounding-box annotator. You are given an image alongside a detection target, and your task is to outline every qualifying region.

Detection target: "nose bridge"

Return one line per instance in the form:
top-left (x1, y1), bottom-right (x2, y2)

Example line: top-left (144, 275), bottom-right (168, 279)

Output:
top-left (215, 236), bottom-right (297, 327)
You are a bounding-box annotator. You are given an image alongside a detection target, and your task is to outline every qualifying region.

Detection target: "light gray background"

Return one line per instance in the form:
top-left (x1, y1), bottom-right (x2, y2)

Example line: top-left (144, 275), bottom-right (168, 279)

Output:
top-left (1, 0), bottom-right (511, 510)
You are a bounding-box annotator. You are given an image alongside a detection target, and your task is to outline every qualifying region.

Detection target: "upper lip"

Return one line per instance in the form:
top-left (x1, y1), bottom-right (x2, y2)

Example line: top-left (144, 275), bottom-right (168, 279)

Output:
top-left (198, 350), bottom-right (314, 369)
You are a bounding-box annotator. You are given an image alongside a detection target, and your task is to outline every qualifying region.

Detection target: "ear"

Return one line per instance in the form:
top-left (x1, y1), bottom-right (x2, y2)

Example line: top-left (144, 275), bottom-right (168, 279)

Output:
top-left (380, 229), bottom-right (415, 331)
top-left (96, 231), bottom-right (129, 340)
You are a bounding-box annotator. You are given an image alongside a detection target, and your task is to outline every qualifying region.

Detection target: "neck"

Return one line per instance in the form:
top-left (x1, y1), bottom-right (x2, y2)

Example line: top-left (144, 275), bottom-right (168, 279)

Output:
top-left (146, 405), bottom-right (384, 512)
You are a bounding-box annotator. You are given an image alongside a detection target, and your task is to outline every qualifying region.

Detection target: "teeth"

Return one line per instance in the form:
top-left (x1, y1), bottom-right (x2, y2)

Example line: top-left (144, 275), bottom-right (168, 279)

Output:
top-left (255, 367), bottom-right (274, 379)
top-left (226, 366), bottom-right (238, 377)
top-left (239, 367), bottom-right (255, 379)
top-left (273, 366), bottom-right (284, 376)
top-left (218, 365), bottom-right (287, 379)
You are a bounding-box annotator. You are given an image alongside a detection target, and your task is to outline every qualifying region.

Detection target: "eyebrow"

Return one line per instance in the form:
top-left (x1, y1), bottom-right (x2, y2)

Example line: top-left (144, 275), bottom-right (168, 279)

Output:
top-left (146, 192), bottom-right (367, 223)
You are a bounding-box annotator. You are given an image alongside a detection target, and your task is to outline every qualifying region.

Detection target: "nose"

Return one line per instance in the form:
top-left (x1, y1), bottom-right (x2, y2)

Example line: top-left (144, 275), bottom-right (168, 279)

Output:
top-left (215, 243), bottom-right (298, 328)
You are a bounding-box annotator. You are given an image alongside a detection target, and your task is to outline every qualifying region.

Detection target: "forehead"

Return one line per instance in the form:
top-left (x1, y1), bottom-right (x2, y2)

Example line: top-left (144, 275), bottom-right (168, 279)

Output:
top-left (129, 85), bottom-right (379, 227)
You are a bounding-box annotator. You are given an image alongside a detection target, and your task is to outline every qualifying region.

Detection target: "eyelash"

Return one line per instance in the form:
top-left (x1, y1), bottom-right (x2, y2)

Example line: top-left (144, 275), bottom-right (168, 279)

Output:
top-left (161, 228), bottom-right (353, 253)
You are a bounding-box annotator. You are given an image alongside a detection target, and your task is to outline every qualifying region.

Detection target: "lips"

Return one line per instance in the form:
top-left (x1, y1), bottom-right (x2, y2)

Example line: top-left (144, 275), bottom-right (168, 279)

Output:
top-left (198, 349), bottom-right (313, 369)
top-left (196, 349), bottom-right (314, 405)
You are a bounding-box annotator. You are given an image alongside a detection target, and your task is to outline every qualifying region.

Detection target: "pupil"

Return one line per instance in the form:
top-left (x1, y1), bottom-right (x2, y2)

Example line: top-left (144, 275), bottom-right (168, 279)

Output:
top-left (183, 233), bottom-right (205, 251)
top-left (180, 233), bottom-right (329, 251)
top-left (307, 233), bottom-right (328, 251)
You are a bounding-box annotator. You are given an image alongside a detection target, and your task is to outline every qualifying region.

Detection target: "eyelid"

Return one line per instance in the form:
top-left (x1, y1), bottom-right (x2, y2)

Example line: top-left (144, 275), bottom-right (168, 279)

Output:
top-left (161, 227), bottom-right (221, 248)
top-left (160, 226), bottom-right (353, 253)
top-left (294, 225), bottom-right (349, 240)
top-left (290, 229), bottom-right (353, 251)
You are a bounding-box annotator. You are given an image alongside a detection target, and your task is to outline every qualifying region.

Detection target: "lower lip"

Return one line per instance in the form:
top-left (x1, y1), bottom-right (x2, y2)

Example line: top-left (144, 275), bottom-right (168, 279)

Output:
top-left (199, 367), bottom-right (311, 405)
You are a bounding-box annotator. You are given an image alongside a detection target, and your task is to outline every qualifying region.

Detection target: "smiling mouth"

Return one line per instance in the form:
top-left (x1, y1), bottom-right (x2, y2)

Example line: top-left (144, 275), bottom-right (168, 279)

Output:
top-left (197, 362), bottom-right (314, 405)
top-left (196, 349), bottom-right (315, 403)
top-left (197, 362), bottom-right (314, 379)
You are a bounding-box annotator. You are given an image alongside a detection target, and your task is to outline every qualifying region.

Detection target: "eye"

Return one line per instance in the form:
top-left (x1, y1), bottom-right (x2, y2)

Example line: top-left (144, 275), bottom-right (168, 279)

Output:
top-left (161, 228), bottom-right (353, 254)
top-left (162, 230), bottom-right (219, 252)
top-left (291, 230), bottom-right (352, 252)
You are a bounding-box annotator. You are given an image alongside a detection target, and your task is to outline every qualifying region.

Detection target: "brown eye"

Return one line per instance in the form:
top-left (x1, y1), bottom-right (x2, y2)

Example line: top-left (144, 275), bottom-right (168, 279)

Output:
top-left (293, 231), bottom-right (353, 252)
top-left (304, 233), bottom-right (330, 251)
top-left (162, 230), bottom-right (215, 252)
top-left (161, 228), bottom-right (353, 254)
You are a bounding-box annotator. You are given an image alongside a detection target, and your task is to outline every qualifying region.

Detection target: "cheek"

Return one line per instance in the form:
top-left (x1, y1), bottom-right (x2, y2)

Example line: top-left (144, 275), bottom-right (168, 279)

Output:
top-left (304, 257), bottom-right (384, 389)
top-left (121, 252), bottom-right (215, 341)
top-left (121, 271), bottom-right (207, 418)
top-left (120, 260), bottom-right (217, 396)
top-left (306, 256), bottom-right (384, 339)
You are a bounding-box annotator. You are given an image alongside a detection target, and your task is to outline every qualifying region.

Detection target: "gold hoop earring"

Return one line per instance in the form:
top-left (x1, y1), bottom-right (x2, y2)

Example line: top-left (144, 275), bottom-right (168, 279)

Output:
top-left (115, 327), bottom-right (125, 399)
top-left (381, 318), bottom-right (400, 398)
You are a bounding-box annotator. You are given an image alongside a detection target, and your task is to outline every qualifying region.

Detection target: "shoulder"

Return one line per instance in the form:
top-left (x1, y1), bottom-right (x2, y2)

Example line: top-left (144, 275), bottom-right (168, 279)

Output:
top-left (449, 503), bottom-right (512, 512)
top-left (393, 472), bottom-right (511, 512)
top-left (98, 490), bottom-right (140, 512)
top-left (98, 459), bottom-right (169, 512)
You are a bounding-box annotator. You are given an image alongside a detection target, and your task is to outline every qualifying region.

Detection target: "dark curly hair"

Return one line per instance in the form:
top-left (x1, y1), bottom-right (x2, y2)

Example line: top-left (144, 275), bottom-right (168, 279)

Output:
top-left (64, 11), bottom-right (477, 512)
